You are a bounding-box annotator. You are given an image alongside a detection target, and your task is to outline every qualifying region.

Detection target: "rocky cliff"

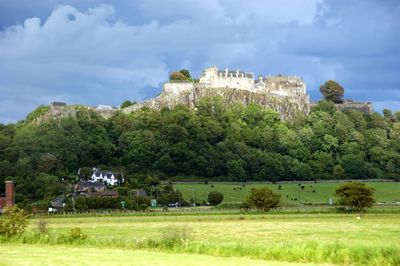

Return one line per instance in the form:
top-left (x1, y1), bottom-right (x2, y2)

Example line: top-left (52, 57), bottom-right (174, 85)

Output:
top-left (122, 85), bottom-right (310, 120)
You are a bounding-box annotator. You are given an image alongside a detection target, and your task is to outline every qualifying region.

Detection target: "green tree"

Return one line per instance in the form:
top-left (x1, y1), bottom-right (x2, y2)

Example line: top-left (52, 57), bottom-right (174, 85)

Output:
top-left (170, 71), bottom-right (190, 81)
top-left (0, 206), bottom-right (29, 237)
top-left (319, 80), bottom-right (344, 103)
top-left (227, 159), bottom-right (246, 182)
top-left (334, 182), bottom-right (375, 212)
top-left (179, 69), bottom-right (191, 79)
top-left (244, 187), bottom-right (280, 211)
top-left (121, 100), bottom-right (137, 108)
top-left (207, 191), bottom-right (224, 206)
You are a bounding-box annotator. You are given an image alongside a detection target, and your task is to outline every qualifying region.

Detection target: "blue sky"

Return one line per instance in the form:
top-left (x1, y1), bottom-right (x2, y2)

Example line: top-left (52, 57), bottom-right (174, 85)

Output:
top-left (0, 0), bottom-right (399, 123)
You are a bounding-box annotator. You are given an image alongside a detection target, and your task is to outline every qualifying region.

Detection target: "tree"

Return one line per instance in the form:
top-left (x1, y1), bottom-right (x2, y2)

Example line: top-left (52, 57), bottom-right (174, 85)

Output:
top-left (0, 206), bottom-right (29, 237)
top-left (170, 71), bottom-right (190, 81)
top-left (179, 69), bottom-right (191, 79)
top-left (244, 187), bottom-right (280, 211)
top-left (208, 191), bottom-right (224, 206)
top-left (319, 80), bottom-right (344, 103)
top-left (334, 182), bottom-right (375, 212)
top-left (121, 100), bottom-right (137, 108)
top-left (227, 159), bottom-right (246, 182)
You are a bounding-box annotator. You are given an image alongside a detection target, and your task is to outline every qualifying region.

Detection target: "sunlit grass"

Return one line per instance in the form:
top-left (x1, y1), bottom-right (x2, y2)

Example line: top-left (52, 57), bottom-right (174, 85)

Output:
top-left (1, 212), bottom-right (398, 265)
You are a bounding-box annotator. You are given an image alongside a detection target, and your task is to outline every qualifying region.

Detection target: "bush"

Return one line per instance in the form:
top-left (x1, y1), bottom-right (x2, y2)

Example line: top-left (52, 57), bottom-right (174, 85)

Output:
top-left (37, 219), bottom-right (48, 235)
top-left (69, 227), bottom-right (87, 240)
top-left (335, 182), bottom-right (375, 212)
top-left (0, 206), bottom-right (29, 237)
top-left (244, 187), bottom-right (281, 211)
top-left (208, 191), bottom-right (224, 206)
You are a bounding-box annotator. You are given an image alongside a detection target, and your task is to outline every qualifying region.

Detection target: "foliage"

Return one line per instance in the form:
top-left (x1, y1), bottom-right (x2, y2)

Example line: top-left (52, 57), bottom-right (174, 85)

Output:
top-left (169, 71), bottom-right (190, 81)
top-left (121, 100), bottom-right (137, 108)
top-left (319, 80), bottom-right (344, 103)
top-left (0, 206), bottom-right (29, 237)
top-left (69, 227), bottom-right (87, 240)
top-left (207, 191), bottom-right (224, 206)
top-left (244, 187), bottom-right (281, 211)
top-left (37, 219), bottom-right (48, 235)
top-left (26, 105), bottom-right (50, 122)
top-left (335, 182), bottom-right (375, 212)
top-left (1, 97), bottom-right (400, 207)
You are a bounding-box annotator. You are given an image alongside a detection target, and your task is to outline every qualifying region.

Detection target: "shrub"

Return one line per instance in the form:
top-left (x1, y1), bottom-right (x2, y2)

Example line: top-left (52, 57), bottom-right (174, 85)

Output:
top-left (207, 191), bottom-right (224, 206)
top-left (335, 182), bottom-right (375, 212)
top-left (244, 187), bottom-right (281, 211)
top-left (0, 206), bottom-right (29, 237)
top-left (37, 219), bottom-right (48, 235)
top-left (156, 227), bottom-right (191, 248)
top-left (69, 227), bottom-right (87, 240)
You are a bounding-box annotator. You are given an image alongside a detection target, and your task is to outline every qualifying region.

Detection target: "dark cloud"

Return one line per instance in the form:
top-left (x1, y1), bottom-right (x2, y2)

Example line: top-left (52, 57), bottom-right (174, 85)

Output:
top-left (0, 0), bottom-right (399, 123)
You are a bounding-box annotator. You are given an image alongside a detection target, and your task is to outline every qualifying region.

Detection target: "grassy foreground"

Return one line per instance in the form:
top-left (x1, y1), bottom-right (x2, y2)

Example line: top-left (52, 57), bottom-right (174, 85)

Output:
top-left (1, 212), bottom-right (399, 265)
top-left (175, 181), bottom-right (400, 205)
top-left (0, 244), bottom-right (327, 266)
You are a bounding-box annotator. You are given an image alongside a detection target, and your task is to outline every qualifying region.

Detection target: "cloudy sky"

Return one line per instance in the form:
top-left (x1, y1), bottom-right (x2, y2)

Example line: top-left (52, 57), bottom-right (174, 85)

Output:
top-left (0, 0), bottom-right (399, 123)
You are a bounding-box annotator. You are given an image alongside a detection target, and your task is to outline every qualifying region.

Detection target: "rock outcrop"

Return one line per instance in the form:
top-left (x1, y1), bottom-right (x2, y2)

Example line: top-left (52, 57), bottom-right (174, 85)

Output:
top-left (122, 84), bottom-right (310, 120)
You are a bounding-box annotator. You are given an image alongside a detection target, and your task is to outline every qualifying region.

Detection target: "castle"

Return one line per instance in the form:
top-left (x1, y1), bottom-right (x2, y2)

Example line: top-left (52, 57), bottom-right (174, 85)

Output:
top-left (123, 67), bottom-right (311, 119)
top-left (164, 66), bottom-right (308, 99)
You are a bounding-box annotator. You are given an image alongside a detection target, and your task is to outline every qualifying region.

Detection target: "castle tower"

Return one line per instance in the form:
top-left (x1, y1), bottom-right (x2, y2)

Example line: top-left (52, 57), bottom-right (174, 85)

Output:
top-left (5, 181), bottom-right (15, 207)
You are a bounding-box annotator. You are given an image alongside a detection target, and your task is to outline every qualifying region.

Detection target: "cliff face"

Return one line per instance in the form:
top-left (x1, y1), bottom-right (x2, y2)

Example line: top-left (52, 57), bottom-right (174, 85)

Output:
top-left (123, 86), bottom-right (310, 120)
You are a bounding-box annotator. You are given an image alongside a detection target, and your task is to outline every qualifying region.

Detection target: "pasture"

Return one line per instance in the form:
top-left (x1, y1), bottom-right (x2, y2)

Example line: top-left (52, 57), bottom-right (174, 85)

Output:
top-left (174, 181), bottom-right (400, 206)
top-left (1, 212), bottom-right (399, 265)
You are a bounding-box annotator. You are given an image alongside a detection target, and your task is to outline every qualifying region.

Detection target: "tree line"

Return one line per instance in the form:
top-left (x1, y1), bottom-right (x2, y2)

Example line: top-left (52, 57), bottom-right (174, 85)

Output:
top-left (0, 96), bottom-right (400, 206)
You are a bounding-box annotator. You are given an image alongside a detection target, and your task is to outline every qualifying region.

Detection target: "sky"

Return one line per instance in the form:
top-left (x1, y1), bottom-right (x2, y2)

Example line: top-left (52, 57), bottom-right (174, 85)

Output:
top-left (0, 0), bottom-right (399, 123)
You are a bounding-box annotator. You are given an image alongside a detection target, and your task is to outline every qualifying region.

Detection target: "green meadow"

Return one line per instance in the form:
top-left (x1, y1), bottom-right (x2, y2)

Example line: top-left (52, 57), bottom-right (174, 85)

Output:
top-left (1, 212), bottom-right (399, 265)
top-left (175, 181), bottom-right (400, 206)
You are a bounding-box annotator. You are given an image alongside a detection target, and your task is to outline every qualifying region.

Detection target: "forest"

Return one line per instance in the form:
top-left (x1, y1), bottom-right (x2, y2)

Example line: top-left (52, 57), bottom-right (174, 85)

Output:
top-left (0, 97), bottom-right (400, 207)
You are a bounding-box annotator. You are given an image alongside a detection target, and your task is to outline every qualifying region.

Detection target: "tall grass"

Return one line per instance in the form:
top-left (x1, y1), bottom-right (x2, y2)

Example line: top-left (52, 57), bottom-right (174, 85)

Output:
top-left (1, 229), bottom-right (398, 266)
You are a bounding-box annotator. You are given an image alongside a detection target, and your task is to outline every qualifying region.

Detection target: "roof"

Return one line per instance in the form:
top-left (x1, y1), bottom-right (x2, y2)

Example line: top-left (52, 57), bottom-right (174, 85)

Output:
top-left (50, 196), bottom-right (64, 207)
top-left (218, 70), bottom-right (253, 78)
top-left (92, 168), bottom-right (120, 178)
top-left (78, 181), bottom-right (105, 188)
top-left (51, 102), bottom-right (67, 107)
top-left (88, 191), bottom-right (119, 197)
top-left (132, 189), bottom-right (147, 197)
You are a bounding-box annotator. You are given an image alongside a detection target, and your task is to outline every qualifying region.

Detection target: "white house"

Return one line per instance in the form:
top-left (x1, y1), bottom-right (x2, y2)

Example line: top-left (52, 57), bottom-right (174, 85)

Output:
top-left (90, 168), bottom-right (122, 186)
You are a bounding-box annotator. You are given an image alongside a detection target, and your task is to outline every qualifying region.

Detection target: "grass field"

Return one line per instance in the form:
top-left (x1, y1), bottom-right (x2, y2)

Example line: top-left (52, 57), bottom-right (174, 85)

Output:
top-left (0, 244), bottom-right (326, 266)
top-left (1, 212), bottom-right (399, 265)
top-left (174, 181), bottom-right (400, 206)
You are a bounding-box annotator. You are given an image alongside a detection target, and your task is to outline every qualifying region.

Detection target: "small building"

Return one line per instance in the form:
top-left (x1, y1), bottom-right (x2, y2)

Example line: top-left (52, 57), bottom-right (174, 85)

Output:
top-left (50, 102), bottom-right (67, 108)
top-left (132, 188), bottom-right (147, 197)
top-left (87, 191), bottom-right (119, 197)
top-left (76, 181), bottom-right (106, 192)
top-left (90, 168), bottom-right (122, 186)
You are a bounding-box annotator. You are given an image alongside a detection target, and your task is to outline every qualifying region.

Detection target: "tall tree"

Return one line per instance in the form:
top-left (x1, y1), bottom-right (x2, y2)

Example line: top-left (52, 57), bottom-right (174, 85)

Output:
top-left (319, 80), bottom-right (344, 103)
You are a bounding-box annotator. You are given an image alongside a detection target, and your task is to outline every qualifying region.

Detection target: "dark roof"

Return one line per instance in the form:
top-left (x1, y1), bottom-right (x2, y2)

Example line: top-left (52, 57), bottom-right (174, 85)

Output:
top-left (93, 169), bottom-right (120, 178)
top-left (88, 191), bottom-right (119, 197)
top-left (217, 70), bottom-right (253, 78)
top-left (132, 189), bottom-right (147, 197)
top-left (50, 196), bottom-right (64, 207)
top-left (51, 102), bottom-right (67, 107)
top-left (78, 181), bottom-right (105, 188)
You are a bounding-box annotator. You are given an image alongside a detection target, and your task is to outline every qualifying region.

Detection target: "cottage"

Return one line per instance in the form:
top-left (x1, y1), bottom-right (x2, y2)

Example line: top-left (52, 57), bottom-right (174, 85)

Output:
top-left (90, 168), bottom-right (122, 186)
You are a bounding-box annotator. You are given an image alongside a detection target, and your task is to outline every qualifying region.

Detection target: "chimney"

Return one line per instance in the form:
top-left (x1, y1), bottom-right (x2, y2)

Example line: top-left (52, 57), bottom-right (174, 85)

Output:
top-left (5, 181), bottom-right (15, 207)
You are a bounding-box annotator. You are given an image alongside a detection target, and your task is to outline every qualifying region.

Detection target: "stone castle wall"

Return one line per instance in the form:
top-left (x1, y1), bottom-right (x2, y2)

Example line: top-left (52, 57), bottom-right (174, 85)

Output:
top-left (122, 67), bottom-right (311, 120)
